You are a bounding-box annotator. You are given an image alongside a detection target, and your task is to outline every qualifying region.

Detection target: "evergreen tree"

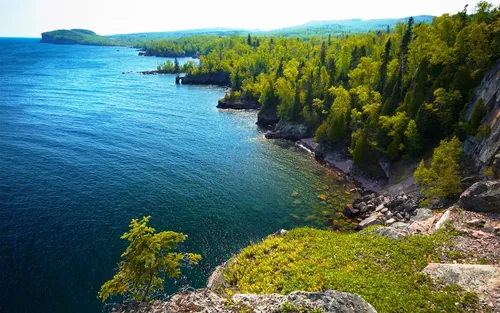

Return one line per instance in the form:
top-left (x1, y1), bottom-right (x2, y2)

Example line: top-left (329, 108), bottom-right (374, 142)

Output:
top-left (174, 57), bottom-right (180, 74)
top-left (378, 38), bottom-right (391, 93)
top-left (98, 216), bottom-right (201, 303)
top-left (320, 41), bottom-right (327, 66)
top-left (247, 33), bottom-right (252, 46)
top-left (400, 17), bottom-right (414, 76)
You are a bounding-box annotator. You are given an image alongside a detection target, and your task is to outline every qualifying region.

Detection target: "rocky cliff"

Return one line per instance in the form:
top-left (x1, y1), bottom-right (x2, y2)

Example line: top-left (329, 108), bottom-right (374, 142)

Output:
top-left (180, 71), bottom-right (230, 87)
top-left (463, 61), bottom-right (500, 171)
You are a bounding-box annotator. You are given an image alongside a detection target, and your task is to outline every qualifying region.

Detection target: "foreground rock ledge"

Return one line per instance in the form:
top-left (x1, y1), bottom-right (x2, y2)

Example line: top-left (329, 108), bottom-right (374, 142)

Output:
top-left (422, 263), bottom-right (500, 307)
top-left (112, 289), bottom-right (377, 313)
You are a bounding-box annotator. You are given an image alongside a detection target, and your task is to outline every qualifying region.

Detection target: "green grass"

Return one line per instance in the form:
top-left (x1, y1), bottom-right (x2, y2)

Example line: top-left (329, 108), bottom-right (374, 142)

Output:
top-left (223, 227), bottom-right (482, 313)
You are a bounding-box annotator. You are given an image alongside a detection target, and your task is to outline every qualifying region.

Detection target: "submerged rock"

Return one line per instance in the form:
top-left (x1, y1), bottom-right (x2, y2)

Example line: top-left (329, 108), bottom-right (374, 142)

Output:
top-left (459, 180), bottom-right (500, 213)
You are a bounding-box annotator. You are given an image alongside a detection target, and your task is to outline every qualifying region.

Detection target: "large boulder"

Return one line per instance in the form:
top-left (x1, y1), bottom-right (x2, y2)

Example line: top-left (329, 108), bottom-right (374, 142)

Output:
top-left (459, 180), bottom-right (500, 213)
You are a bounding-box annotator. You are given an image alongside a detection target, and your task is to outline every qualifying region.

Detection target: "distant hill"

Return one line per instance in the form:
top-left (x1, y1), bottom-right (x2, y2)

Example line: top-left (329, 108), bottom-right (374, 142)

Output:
top-left (40, 29), bottom-right (121, 46)
top-left (109, 28), bottom-right (249, 41)
top-left (40, 15), bottom-right (434, 46)
top-left (266, 15), bottom-right (434, 37)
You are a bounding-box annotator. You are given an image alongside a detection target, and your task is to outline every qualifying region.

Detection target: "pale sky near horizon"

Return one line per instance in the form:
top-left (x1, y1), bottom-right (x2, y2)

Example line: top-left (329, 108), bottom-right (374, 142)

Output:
top-left (1, 0), bottom-right (499, 37)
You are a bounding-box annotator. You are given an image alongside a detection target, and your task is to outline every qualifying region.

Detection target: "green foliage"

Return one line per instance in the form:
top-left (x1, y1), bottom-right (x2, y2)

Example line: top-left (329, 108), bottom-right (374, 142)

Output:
top-left (71, 2), bottom-right (498, 164)
top-left (157, 59), bottom-right (197, 74)
top-left (280, 302), bottom-right (323, 313)
top-left (414, 137), bottom-right (462, 199)
top-left (352, 128), bottom-right (369, 164)
top-left (223, 227), bottom-right (481, 313)
top-left (404, 119), bottom-right (423, 156)
top-left (98, 216), bottom-right (201, 303)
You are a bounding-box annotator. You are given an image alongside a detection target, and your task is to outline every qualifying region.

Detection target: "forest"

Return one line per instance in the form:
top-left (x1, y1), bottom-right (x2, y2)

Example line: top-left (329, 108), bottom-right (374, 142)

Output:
top-left (155, 2), bottom-right (499, 168)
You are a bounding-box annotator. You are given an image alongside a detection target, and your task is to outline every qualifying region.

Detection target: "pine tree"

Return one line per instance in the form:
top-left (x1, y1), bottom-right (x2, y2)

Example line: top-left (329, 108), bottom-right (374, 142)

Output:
top-left (399, 17), bottom-right (414, 76)
top-left (98, 216), bottom-right (201, 303)
top-left (247, 33), bottom-right (252, 46)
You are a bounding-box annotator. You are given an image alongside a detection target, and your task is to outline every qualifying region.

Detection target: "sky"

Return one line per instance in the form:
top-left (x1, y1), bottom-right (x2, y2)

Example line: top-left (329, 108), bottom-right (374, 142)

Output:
top-left (1, 0), bottom-right (499, 37)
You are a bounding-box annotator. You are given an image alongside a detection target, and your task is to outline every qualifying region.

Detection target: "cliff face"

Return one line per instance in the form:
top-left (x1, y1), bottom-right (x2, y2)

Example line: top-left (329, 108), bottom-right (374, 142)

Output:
top-left (463, 61), bottom-right (500, 170)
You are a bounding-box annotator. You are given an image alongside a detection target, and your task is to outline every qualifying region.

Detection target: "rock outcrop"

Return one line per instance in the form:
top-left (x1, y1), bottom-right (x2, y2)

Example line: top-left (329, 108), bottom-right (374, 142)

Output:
top-left (264, 120), bottom-right (313, 140)
top-left (180, 71), bottom-right (230, 86)
top-left (463, 60), bottom-right (500, 170)
top-left (217, 97), bottom-right (260, 110)
top-left (256, 106), bottom-right (279, 126)
top-left (113, 289), bottom-right (377, 313)
top-left (459, 180), bottom-right (500, 213)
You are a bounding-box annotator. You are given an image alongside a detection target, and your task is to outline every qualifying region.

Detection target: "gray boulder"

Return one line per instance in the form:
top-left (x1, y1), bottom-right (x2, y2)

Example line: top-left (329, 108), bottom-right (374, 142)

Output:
top-left (374, 226), bottom-right (410, 239)
top-left (410, 208), bottom-right (434, 222)
top-left (459, 180), bottom-right (500, 213)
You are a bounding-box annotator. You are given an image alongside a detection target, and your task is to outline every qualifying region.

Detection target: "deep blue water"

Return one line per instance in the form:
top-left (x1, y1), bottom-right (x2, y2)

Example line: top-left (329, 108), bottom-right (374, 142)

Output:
top-left (0, 38), bottom-right (350, 313)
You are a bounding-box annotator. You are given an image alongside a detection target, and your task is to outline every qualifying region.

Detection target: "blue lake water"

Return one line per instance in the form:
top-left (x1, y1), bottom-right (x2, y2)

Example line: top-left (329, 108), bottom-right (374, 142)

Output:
top-left (0, 38), bottom-right (351, 313)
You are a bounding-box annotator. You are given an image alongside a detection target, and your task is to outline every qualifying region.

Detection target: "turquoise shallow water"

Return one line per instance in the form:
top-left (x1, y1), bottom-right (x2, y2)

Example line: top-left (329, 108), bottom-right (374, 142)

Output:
top-left (0, 38), bottom-right (350, 313)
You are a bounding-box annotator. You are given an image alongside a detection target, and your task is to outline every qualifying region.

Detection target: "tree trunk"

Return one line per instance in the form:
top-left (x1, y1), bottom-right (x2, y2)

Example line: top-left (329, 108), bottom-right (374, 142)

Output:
top-left (141, 269), bottom-right (154, 302)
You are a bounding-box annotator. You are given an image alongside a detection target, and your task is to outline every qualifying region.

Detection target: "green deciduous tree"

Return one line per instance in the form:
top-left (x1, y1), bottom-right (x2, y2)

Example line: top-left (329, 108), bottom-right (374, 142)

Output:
top-left (98, 216), bottom-right (201, 303)
top-left (414, 137), bottom-right (462, 198)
